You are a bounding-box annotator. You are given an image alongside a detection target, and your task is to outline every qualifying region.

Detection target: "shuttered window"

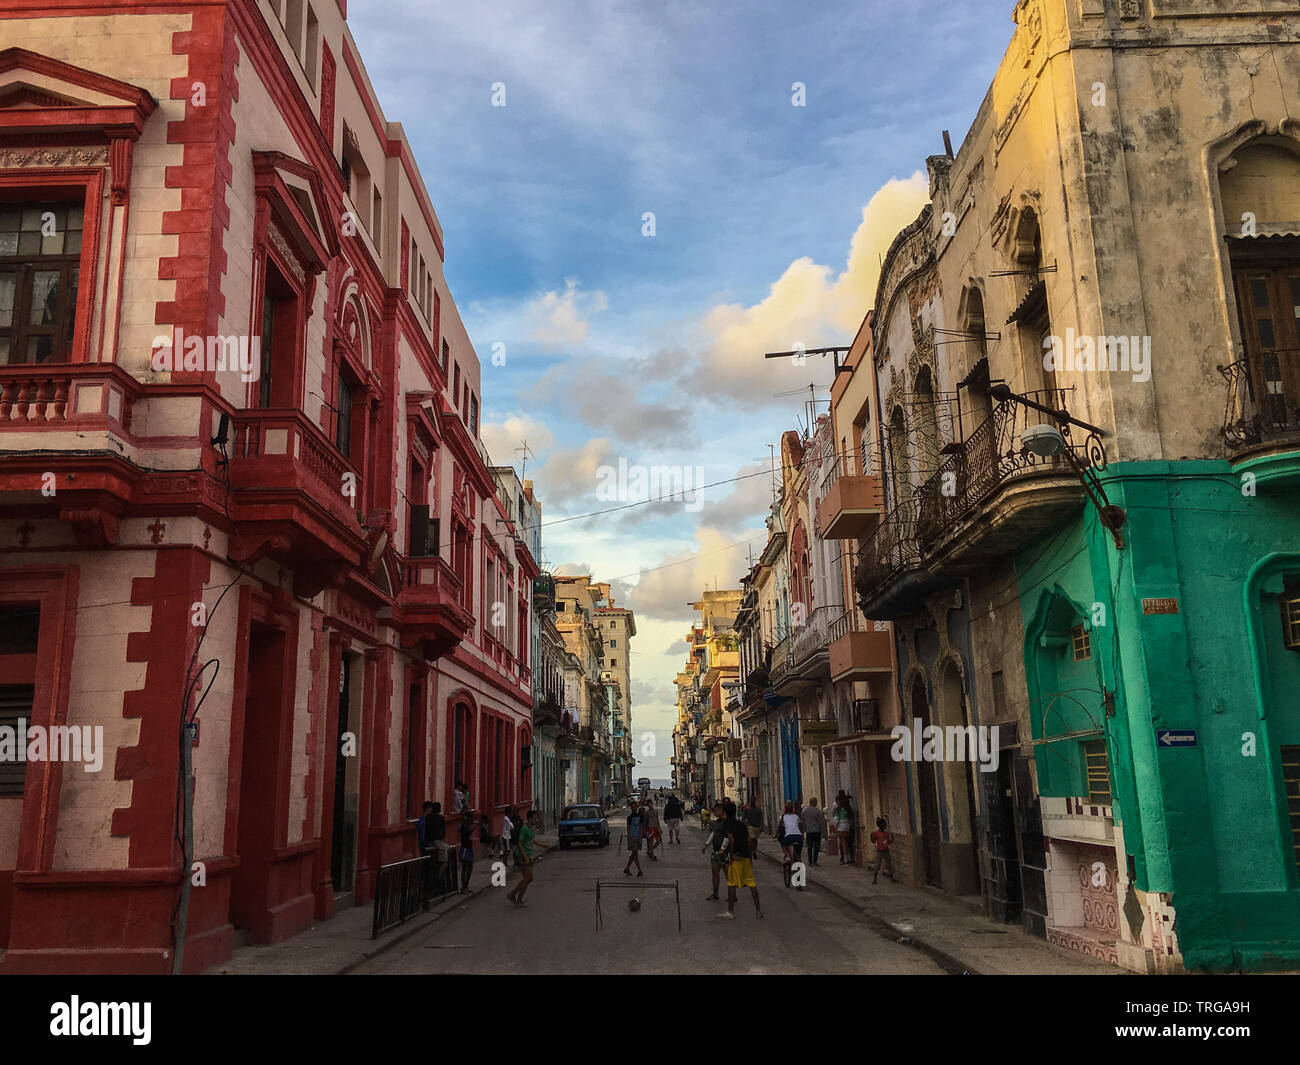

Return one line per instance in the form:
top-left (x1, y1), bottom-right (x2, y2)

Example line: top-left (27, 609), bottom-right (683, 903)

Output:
top-left (0, 684), bottom-right (33, 796)
top-left (1283, 746), bottom-right (1300, 882)
top-left (1083, 740), bottom-right (1111, 805)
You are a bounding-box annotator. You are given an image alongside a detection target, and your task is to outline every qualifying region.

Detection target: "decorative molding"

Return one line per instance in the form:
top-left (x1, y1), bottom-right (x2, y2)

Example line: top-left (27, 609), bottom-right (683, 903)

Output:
top-left (59, 506), bottom-right (119, 547)
top-left (0, 145), bottom-right (107, 168)
top-left (268, 221), bottom-right (308, 286)
top-left (108, 135), bottom-right (133, 205)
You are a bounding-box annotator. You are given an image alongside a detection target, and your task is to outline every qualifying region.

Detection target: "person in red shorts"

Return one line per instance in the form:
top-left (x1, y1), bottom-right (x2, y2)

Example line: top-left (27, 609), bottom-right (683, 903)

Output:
top-left (869, 817), bottom-right (895, 884)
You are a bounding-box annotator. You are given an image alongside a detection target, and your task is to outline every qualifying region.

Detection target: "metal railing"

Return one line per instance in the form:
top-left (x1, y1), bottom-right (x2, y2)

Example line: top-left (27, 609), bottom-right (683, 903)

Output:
top-left (371, 849), bottom-right (460, 938)
top-left (827, 608), bottom-right (853, 645)
top-left (768, 630), bottom-right (795, 682)
top-left (914, 387), bottom-right (1070, 548)
top-left (856, 496), bottom-right (925, 603)
top-left (1219, 347), bottom-right (1300, 450)
top-left (791, 605), bottom-right (841, 667)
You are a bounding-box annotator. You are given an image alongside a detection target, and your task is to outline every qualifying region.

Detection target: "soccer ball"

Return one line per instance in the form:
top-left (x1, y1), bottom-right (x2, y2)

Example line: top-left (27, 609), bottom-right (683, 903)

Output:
top-left (628, 897), bottom-right (641, 911)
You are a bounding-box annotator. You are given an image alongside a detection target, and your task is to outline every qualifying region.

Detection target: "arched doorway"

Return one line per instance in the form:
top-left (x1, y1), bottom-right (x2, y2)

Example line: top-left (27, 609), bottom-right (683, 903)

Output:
top-left (938, 659), bottom-right (982, 896)
top-left (912, 675), bottom-right (943, 887)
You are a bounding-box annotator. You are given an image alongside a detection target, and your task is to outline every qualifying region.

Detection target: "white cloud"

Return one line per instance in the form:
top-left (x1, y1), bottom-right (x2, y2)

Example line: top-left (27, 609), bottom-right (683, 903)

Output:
top-left (685, 172), bottom-right (930, 405)
top-left (479, 414), bottom-right (556, 471)
top-left (532, 437), bottom-right (614, 511)
top-left (623, 525), bottom-right (758, 622)
top-left (525, 279), bottom-right (608, 349)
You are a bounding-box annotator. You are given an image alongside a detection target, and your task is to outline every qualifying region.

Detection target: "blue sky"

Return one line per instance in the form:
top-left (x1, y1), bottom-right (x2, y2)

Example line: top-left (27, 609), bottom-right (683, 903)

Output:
top-left (351, 0), bottom-right (1019, 776)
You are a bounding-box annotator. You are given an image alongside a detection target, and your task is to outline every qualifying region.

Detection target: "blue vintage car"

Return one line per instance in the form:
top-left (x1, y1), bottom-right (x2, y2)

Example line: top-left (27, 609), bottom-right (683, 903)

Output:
top-left (557, 804), bottom-right (610, 849)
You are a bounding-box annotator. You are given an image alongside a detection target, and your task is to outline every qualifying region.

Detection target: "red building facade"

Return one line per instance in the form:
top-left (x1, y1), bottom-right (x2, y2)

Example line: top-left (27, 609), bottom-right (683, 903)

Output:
top-left (0, 0), bottom-right (534, 972)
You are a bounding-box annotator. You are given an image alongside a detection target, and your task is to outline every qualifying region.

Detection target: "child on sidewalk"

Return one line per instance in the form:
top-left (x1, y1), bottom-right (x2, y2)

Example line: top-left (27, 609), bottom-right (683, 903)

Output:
top-left (869, 817), bottom-right (894, 884)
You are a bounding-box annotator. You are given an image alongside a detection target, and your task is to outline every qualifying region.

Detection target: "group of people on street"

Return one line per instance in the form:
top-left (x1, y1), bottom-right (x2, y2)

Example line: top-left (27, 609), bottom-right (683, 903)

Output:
top-left (622, 796), bottom-right (669, 875)
top-left (694, 790), bottom-right (896, 888)
top-left (702, 798), bottom-right (762, 919)
top-left (417, 801), bottom-right (542, 905)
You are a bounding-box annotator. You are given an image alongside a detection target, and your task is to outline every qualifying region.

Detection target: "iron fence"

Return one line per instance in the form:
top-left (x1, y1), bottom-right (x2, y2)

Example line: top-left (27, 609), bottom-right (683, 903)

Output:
top-left (1219, 347), bottom-right (1300, 450)
top-left (914, 387), bottom-right (1070, 547)
top-left (371, 849), bottom-right (459, 938)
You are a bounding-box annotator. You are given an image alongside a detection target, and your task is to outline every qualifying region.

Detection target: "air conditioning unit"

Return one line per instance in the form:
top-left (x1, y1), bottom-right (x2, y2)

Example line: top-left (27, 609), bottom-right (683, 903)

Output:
top-left (851, 698), bottom-right (880, 732)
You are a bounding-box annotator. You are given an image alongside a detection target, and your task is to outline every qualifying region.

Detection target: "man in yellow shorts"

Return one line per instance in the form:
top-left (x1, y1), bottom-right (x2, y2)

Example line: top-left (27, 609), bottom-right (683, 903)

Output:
top-left (715, 799), bottom-right (763, 920)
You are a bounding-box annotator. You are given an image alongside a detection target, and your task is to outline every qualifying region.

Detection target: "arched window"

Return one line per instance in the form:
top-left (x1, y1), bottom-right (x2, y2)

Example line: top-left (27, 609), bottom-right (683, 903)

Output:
top-left (1006, 207), bottom-right (1055, 398)
top-left (960, 286), bottom-right (994, 436)
top-left (915, 366), bottom-right (939, 475)
top-left (1220, 137), bottom-right (1300, 442)
top-left (888, 405), bottom-right (909, 503)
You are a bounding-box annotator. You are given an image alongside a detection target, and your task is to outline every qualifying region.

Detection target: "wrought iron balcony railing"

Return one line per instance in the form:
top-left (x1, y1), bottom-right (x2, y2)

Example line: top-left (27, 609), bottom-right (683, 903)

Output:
top-left (1219, 347), bottom-right (1300, 451)
top-left (768, 630), bottom-right (795, 683)
top-left (913, 387), bottom-right (1070, 547)
top-left (791, 605), bottom-right (841, 668)
top-left (855, 496), bottom-right (925, 604)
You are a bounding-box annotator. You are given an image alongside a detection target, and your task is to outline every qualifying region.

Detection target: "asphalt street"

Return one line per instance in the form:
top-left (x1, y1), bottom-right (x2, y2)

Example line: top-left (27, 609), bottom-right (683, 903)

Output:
top-left (355, 815), bottom-right (950, 975)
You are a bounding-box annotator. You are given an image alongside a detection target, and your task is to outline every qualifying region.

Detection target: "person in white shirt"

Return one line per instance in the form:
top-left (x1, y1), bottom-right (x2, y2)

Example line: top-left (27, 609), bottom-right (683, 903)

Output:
top-left (500, 803), bottom-right (515, 863)
top-left (779, 801), bottom-right (803, 868)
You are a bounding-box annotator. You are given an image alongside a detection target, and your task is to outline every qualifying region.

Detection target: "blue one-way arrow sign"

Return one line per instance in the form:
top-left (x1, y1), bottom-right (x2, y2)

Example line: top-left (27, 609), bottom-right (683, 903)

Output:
top-left (1157, 729), bottom-right (1197, 748)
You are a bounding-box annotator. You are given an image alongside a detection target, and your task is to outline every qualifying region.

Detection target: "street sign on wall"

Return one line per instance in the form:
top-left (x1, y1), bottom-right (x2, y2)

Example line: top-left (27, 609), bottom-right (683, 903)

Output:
top-left (800, 721), bottom-right (839, 746)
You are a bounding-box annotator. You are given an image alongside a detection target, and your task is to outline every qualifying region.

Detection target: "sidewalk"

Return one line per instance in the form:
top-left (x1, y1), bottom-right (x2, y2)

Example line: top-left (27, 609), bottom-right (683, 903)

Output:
top-left (213, 833), bottom-right (558, 975)
top-left (742, 828), bottom-right (1123, 976)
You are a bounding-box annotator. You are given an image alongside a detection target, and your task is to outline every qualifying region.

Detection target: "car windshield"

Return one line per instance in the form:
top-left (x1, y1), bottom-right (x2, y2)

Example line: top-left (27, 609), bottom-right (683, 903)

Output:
top-left (563, 807), bottom-right (600, 820)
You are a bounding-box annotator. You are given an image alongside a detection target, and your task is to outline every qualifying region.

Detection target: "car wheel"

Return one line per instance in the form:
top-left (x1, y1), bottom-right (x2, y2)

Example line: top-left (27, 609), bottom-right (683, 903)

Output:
top-left (559, 840), bottom-right (570, 850)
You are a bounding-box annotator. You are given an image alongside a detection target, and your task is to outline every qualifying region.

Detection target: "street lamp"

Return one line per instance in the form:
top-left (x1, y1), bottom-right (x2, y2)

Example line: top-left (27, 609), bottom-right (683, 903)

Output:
top-left (989, 384), bottom-right (1127, 548)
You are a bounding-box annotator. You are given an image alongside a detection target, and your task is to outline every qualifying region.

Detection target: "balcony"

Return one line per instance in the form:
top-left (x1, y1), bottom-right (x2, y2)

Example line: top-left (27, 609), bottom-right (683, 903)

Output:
top-left (828, 616), bottom-right (893, 683)
top-left (227, 408), bottom-right (367, 585)
top-left (816, 455), bottom-right (885, 540)
top-left (768, 630), bottom-right (795, 685)
top-left (0, 364), bottom-right (149, 542)
top-left (396, 555), bottom-right (471, 660)
top-left (1220, 347), bottom-right (1300, 481)
top-left (857, 390), bottom-right (1084, 618)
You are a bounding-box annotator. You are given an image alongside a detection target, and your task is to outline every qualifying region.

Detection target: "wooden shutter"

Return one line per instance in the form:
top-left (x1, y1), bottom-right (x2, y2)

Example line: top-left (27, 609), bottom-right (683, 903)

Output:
top-left (409, 504), bottom-right (430, 557)
top-left (0, 684), bottom-right (33, 796)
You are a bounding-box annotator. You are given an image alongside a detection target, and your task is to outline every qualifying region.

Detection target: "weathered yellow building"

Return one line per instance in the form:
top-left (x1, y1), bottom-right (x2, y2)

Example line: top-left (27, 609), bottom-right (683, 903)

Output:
top-left (853, 0), bottom-right (1300, 971)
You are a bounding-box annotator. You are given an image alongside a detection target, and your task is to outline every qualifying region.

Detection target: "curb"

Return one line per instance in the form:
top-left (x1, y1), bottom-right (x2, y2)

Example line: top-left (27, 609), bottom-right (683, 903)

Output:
top-left (334, 840), bottom-right (558, 975)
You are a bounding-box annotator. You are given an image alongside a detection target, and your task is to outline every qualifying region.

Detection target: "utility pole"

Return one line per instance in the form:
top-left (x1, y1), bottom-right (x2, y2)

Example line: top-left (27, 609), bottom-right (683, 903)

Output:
top-left (172, 718), bottom-right (195, 975)
top-left (515, 439), bottom-right (535, 480)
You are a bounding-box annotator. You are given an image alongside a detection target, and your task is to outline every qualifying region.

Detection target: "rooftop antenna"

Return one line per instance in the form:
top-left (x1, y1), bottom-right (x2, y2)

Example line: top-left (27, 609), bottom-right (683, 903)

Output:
top-left (514, 439), bottom-right (535, 480)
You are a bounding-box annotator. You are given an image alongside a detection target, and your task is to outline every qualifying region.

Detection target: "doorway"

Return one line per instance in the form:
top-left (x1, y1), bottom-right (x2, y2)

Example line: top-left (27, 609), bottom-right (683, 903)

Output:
top-left (938, 662), bottom-right (982, 895)
top-left (912, 677), bottom-right (943, 888)
top-left (231, 620), bottom-right (286, 939)
top-left (330, 652), bottom-right (359, 898)
top-left (987, 756), bottom-right (1023, 921)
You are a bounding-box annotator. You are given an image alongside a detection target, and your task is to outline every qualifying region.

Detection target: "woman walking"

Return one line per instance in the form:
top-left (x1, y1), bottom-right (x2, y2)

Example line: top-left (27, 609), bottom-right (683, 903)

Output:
top-left (458, 809), bottom-right (478, 892)
top-left (779, 801), bottom-right (803, 888)
top-left (833, 797), bottom-right (852, 864)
